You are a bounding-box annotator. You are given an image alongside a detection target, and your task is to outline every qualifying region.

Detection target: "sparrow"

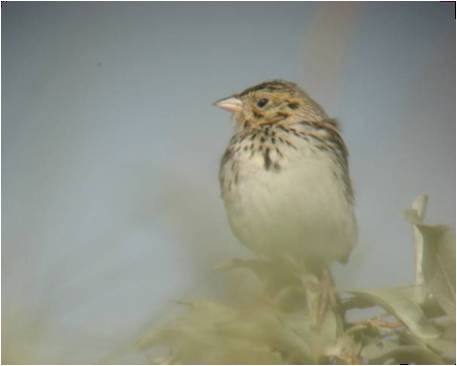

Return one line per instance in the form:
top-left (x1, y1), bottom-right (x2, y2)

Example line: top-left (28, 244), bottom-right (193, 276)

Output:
top-left (215, 80), bottom-right (357, 275)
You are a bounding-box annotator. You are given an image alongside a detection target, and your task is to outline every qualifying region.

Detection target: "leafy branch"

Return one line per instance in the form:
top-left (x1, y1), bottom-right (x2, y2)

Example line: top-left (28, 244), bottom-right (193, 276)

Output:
top-left (140, 196), bottom-right (455, 364)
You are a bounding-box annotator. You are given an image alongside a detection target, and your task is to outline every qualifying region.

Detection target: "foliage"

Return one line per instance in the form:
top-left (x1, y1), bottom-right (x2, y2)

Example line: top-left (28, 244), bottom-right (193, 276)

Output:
top-left (141, 196), bottom-right (455, 364)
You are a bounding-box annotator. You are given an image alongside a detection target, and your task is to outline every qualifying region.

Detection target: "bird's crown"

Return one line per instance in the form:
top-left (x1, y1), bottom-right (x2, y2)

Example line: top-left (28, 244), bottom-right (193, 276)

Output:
top-left (236, 80), bottom-right (302, 97)
top-left (215, 79), bottom-right (328, 126)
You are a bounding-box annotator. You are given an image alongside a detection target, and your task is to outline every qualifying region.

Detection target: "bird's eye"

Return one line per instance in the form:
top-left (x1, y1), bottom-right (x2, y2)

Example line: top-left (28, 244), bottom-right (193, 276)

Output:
top-left (288, 102), bottom-right (299, 110)
top-left (256, 98), bottom-right (269, 108)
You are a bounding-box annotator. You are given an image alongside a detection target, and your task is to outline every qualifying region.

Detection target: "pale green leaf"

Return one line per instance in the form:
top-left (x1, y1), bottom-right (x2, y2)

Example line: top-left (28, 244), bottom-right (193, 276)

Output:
top-left (423, 337), bottom-right (456, 362)
top-left (404, 194), bottom-right (428, 225)
top-left (404, 209), bottom-right (423, 225)
top-left (360, 337), bottom-right (401, 363)
top-left (369, 344), bottom-right (445, 364)
top-left (418, 224), bottom-right (456, 320)
top-left (349, 288), bottom-right (440, 339)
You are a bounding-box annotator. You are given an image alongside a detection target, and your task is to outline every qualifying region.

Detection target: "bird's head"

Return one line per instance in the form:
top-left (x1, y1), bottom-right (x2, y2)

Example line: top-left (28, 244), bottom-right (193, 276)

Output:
top-left (214, 80), bottom-right (327, 127)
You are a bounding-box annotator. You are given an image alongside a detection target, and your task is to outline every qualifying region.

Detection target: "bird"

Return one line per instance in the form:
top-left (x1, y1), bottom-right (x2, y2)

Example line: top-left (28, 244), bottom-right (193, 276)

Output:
top-left (214, 80), bottom-right (357, 282)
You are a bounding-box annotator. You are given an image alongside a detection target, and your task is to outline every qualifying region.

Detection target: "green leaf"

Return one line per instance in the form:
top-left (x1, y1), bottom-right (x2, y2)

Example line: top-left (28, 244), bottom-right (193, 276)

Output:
top-left (418, 224), bottom-right (456, 320)
top-left (423, 336), bottom-right (456, 362)
top-left (400, 322), bottom-right (456, 364)
top-left (404, 195), bottom-right (428, 225)
top-left (273, 284), bottom-right (307, 312)
top-left (360, 337), bottom-right (401, 363)
top-left (368, 344), bottom-right (445, 364)
top-left (404, 195), bottom-right (456, 319)
top-left (405, 195), bottom-right (429, 293)
top-left (349, 287), bottom-right (440, 339)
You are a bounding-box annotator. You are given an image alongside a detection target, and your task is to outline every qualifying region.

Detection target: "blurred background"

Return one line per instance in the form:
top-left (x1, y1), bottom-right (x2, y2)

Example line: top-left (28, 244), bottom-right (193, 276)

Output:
top-left (2, 2), bottom-right (455, 363)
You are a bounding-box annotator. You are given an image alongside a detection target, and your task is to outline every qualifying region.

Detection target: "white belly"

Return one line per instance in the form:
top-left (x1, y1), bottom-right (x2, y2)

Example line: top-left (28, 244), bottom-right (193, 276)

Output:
top-left (221, 148), bottom-right (356, 263)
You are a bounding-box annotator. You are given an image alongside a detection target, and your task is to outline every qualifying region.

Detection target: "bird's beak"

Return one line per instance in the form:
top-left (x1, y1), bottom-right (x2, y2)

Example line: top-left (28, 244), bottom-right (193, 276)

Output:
top-left (213, 96), bottom-right (243, 113)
